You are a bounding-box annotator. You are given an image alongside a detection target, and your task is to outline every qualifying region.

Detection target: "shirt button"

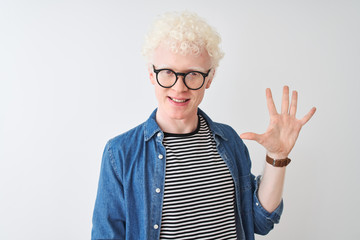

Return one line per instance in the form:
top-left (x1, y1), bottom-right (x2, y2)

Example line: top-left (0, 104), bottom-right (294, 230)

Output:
top-left (156, 188), bottom-right (161, 193)
top-left (256, 202), bottom-right (259, 206)
top-left (158, 154), bottom-right (163, 160)
top-left (154, 224), bottom-right (159, 230)
top-left (157, 132), bottom-right (162, 138)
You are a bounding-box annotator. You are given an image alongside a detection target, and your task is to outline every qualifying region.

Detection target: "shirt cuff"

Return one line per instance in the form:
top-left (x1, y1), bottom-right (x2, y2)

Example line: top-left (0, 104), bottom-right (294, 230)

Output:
top-left (253, 175), bottom-right (283, 224)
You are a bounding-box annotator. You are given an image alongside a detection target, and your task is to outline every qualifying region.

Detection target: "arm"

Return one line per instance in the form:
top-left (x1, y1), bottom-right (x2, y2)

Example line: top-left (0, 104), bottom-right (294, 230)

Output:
top-left (241, 86), bottom-right (316, 212)
top-left (257, 161), bottom-right (286, 212)
top-left (91, 141), bottom-right (126, 239)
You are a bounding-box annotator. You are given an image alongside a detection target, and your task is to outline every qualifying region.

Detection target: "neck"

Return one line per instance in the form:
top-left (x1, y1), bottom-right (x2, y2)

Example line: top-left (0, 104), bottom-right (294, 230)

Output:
top-left (155, 110), bottom-right (198, 134)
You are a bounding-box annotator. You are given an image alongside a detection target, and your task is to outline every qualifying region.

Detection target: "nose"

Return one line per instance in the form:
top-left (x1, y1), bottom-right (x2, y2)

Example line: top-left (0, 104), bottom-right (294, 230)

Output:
top-left (172, 75), bottom-right (188, 92)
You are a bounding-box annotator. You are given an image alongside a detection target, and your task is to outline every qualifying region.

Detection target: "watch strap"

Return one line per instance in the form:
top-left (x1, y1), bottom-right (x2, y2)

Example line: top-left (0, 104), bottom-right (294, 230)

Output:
top-left (266, 155), bottom-right (291, 167)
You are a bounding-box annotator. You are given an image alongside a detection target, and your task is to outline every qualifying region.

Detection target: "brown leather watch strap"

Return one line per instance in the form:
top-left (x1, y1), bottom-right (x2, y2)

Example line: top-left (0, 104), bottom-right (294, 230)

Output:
top-left (266, 155), bottom-right (291, 167)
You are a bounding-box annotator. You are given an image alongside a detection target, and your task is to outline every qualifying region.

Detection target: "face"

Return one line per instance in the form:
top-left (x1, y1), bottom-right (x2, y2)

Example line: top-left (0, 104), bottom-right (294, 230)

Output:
top-left (149, 43), bottom-right (214, 125)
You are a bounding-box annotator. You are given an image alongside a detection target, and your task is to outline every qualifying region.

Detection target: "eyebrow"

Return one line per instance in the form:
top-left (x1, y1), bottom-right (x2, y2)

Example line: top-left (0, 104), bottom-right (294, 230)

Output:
top-left (156, 65), bottom-right (207, 72)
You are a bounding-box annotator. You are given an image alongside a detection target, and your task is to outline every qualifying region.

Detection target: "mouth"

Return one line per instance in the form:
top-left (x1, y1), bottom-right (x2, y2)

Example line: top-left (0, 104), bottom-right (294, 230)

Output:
top-left (168, 97), bottom-right (189, 103)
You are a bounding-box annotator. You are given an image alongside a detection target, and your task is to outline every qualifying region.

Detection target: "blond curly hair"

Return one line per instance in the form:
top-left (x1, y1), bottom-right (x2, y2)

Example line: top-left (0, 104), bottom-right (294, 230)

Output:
top-left (142, 11), bottom-right (224, 69)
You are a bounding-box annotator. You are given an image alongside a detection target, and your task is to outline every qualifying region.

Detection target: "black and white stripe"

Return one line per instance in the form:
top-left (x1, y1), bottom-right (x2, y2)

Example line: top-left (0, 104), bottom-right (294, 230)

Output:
top-left (160, 116), bottom-right (237, 240)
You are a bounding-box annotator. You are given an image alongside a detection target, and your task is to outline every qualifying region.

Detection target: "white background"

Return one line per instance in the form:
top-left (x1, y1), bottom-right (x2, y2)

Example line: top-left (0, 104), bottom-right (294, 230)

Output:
top-left (1, 0), bottom-right (359, 239)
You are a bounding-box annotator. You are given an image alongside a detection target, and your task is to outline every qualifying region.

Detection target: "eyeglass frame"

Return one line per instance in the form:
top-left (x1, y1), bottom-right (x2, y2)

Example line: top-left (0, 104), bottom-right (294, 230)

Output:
top-left (152, 65), bottom-right (212, 90)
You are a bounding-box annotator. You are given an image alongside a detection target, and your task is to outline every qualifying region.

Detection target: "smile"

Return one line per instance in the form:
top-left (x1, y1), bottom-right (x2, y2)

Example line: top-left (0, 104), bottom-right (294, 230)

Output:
top-left (169, 97), bottom-right (189, 103)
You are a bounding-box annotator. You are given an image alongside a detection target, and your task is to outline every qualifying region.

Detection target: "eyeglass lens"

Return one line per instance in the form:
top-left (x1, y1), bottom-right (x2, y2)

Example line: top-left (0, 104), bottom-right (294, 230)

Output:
top-left (157, 70), bottom-right (204, 89)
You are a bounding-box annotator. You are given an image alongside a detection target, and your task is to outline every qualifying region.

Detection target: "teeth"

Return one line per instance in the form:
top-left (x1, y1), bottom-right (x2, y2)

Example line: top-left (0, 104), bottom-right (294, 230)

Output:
top-left (171, 97), bottom-right (187, 103)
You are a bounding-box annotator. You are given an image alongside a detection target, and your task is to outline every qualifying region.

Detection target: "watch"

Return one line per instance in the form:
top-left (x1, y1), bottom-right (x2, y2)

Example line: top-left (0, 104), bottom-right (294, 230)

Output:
top-left (266, 155), bottom-right (291, 167)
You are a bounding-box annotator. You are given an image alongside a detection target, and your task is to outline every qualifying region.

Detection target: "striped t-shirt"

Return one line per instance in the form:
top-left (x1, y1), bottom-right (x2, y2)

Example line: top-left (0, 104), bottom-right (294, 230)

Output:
top-left (160, 115), bottom-right (237, 239)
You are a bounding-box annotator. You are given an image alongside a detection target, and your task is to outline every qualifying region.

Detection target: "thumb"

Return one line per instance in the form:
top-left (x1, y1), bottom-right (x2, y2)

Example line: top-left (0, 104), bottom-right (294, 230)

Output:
top-left (240, 132), bottom-right (261, 141)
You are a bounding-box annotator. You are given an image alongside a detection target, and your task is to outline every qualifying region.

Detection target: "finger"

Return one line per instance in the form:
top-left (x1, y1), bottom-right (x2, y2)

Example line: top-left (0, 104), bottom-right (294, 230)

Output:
top-left (240, 132), bottom-right (261, 142)
top-left (289, 90), bottom-right (298, 117)
top-left (300, 107), bottom-right (316, 125)
top-left (281, 85), bottom-right (290, 114)
top-left (266, 88), bottom-right (278, 116)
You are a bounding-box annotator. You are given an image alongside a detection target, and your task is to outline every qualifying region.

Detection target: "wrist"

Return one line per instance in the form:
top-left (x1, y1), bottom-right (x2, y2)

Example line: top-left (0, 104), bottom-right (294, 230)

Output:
top-left (267, 152), bottom-right (288, 160)
top-left (266, 154), bottom-right (291, 167)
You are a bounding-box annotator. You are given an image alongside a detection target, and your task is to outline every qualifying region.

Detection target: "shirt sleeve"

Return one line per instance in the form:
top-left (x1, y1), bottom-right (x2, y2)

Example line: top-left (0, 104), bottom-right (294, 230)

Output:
top-left (91, 140), bottom-right (126, 239)
top-left (252, 175), bottom-right (284, 235)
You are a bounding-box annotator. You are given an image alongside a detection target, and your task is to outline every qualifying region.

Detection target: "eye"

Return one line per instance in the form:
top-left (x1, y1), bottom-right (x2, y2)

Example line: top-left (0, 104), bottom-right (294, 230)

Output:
top-left (163, 70), bottom-right (174, 76)
top-left (189, 72), bottom-right (200, 76)
top-left (186, 72), bottom-right (202, 80)
top-left (158, 69), bottom-right (175, 80)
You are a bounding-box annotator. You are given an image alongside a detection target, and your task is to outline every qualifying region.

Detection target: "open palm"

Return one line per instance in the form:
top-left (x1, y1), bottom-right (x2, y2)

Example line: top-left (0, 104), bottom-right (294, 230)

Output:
top-left (240, 86), bottom-right (316, 159)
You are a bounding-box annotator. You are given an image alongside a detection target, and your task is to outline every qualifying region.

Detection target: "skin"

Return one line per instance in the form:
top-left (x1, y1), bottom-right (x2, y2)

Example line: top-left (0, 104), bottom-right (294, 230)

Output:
top-left (240, 86), bottom-right (316, 212)
top-left (148, 43), bottom-right (214, 134)
top-left (149, 44), bottom-right (316, 213)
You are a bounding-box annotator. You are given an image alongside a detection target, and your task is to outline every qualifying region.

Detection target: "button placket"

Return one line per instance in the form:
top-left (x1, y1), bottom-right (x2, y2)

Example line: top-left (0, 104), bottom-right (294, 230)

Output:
top-left (153, 133), bottom-right (165, 236)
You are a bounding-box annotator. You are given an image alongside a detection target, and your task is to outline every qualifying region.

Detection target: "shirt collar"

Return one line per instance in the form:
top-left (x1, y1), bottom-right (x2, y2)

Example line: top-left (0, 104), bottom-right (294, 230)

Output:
top-left (144, 108), bottom-right (162, 141)
top-left (197, 108), bottom-right (228, 141)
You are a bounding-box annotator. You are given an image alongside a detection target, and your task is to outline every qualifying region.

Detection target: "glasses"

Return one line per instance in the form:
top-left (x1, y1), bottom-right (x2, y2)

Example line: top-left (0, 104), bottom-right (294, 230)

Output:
top-left (153, 65), bottom-right (211, 90)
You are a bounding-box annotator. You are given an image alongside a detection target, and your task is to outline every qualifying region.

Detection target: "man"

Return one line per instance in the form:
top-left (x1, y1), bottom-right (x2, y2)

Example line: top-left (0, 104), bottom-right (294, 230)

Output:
top-left (91, 11), bottom-right (316, 240)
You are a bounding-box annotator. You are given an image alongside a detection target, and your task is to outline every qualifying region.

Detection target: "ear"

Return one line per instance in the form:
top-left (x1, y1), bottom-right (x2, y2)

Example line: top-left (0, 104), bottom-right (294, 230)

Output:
top-left (205, 69), bottom-right (215, 89)
top-left (148, 63), bottom-right (156, 85)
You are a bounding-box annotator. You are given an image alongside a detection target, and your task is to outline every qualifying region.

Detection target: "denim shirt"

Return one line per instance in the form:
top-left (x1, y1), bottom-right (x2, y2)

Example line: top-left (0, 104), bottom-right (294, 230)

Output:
top-left (91, 108), bottom-right (283, 240)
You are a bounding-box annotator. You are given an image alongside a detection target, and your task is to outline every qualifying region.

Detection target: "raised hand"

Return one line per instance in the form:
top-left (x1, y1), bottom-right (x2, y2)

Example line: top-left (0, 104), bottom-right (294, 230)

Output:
top-left (240, 86), bottom-right (316, 159)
